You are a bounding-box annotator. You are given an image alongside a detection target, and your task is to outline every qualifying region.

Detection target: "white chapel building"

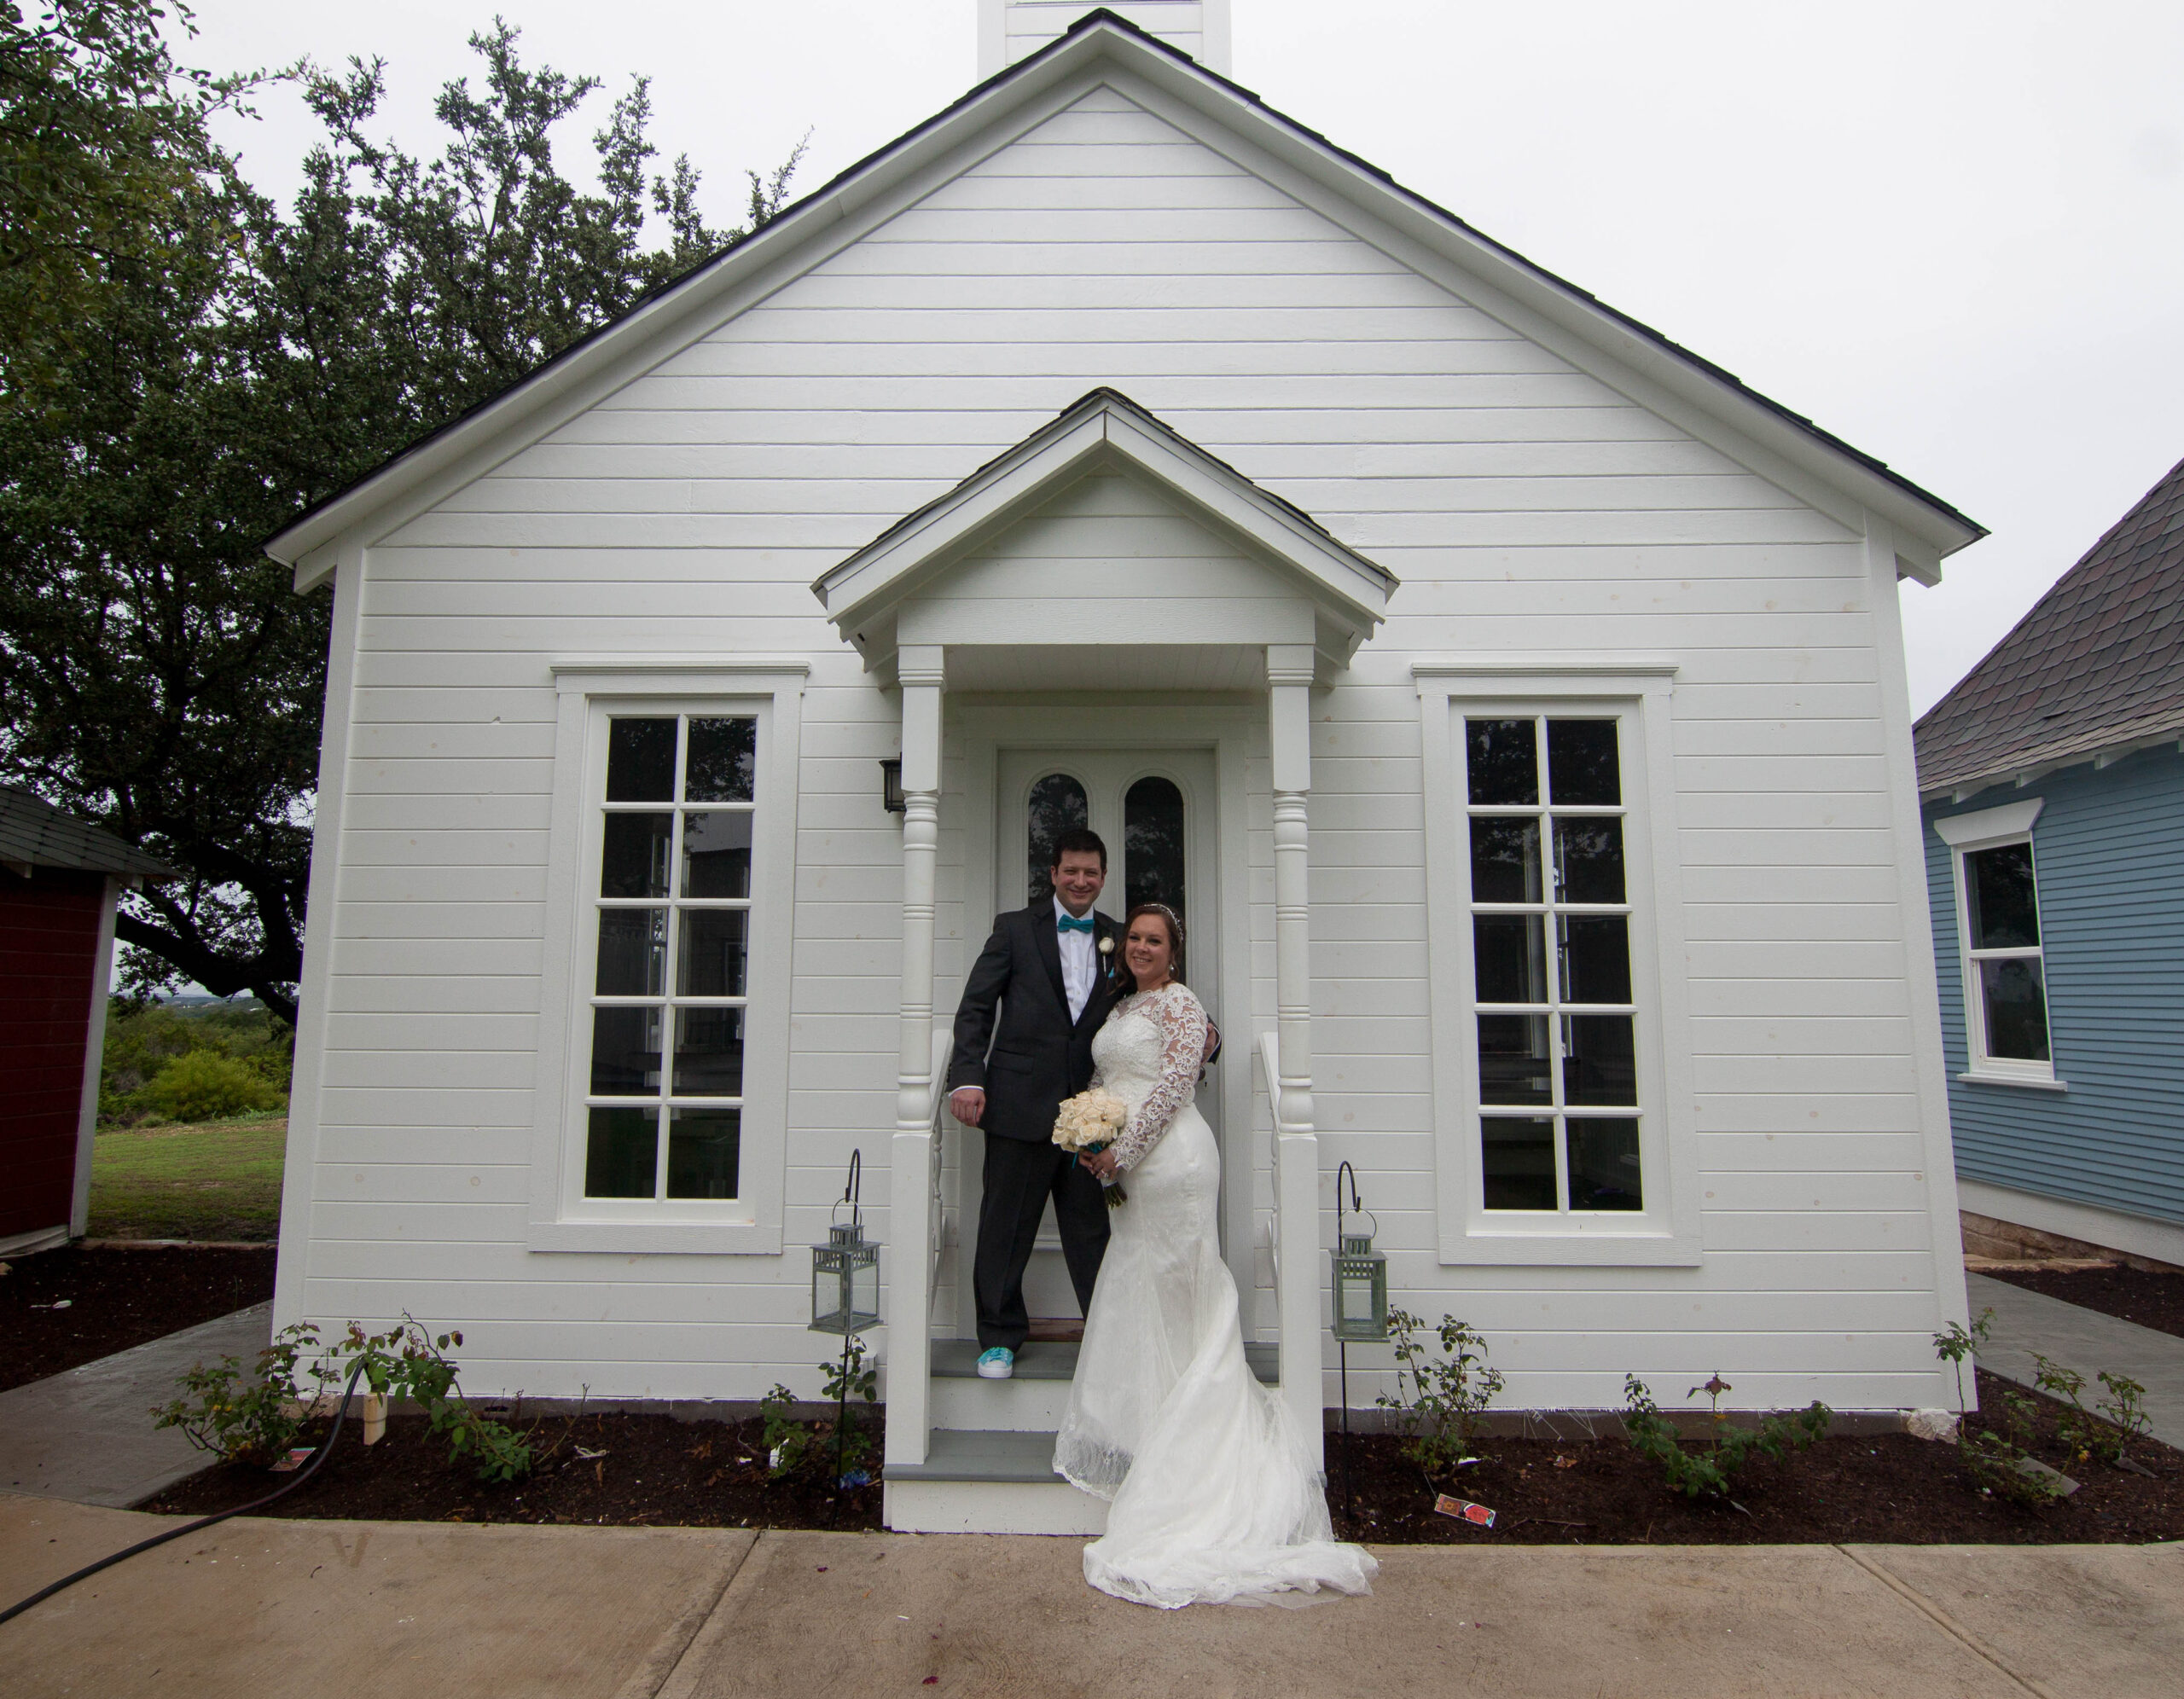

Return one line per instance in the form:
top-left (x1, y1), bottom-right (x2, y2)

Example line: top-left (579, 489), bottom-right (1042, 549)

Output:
top-left (266, 3), bottom-right (1984, 1533)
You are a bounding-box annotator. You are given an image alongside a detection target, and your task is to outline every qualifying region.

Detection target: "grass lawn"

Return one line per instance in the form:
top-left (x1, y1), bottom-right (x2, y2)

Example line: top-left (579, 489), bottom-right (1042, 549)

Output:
top-left (87, 1114), bottom-right (287, 1241)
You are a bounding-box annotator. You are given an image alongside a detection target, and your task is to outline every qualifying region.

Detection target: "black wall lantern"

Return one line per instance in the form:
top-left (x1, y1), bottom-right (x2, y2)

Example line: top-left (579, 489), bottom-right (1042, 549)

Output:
top-left (879, 758), bottom-right (905, 814)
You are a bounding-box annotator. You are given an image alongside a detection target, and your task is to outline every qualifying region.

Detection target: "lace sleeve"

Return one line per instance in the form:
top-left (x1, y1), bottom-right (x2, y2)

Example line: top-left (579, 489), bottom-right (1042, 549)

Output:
top-left (1107, 987), bottom-right (1208, 1172)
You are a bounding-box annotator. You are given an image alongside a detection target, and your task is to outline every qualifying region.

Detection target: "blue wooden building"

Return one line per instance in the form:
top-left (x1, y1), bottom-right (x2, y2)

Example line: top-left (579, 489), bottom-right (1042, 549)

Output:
top-left (1916, 453), bottom-right (2184, 1269)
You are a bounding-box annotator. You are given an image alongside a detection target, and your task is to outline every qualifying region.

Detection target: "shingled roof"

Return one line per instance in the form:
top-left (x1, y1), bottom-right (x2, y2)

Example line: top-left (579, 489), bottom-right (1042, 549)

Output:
top-left (0, 786), bottom-right (178, 880)
top-left (1914, 454), bottom-right (2184, 799)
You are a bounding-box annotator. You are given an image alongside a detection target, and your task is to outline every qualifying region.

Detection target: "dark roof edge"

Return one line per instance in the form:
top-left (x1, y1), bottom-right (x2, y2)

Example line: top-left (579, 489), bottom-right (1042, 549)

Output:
top-left (268, 7), bottom-right (1983, 571)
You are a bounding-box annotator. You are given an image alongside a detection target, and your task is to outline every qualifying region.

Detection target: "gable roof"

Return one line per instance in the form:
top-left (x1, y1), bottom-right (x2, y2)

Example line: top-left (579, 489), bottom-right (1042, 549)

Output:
top-left (0, 785), bottom-right (179, 880)
top-left (814, 386), bottom-right (1394, 675)
top-left (1914, 454), bottom-right (2184, 800)
top-left (265, 9), bottom-right (1983, 588)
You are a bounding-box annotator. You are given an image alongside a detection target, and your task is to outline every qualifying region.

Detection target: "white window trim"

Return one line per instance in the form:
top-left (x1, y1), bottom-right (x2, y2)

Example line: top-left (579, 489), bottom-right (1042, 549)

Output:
top-left (1415, 660), bottom-right (1700, 1266)
top-left (528, 658), bottom-right (806, 1253)
top-left (1931, 797), bottom-right (2063, 1090)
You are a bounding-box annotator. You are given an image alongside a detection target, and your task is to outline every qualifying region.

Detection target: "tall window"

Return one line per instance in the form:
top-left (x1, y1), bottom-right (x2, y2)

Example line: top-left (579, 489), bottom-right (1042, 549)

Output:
top-left (1124, 775), bottom-right (1186, 919)
top-left (585, 714), bottom-right (756, 1201)
top-left (1961, 840), bottom-right (2050, 1068)
top-left (1025, 772), bottom-right (1089, 903)
top-left (1466, 716), bottom-right (1641, 1214)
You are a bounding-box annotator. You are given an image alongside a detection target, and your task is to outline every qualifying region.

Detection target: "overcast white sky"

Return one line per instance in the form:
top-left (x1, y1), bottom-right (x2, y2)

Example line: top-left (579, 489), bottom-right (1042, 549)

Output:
top-left (176, 0), bottom-right (2184, 717)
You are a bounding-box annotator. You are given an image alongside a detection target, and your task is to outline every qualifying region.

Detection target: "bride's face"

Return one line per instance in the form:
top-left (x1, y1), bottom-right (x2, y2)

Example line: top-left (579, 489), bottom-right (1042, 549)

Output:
top-left (1123, 916), bottom-right (1175, 986)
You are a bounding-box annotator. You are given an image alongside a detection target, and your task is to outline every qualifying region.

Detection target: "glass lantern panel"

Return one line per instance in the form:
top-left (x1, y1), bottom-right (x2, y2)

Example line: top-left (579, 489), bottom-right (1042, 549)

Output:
top-left (851, 1250), bottom-right (880, 1326)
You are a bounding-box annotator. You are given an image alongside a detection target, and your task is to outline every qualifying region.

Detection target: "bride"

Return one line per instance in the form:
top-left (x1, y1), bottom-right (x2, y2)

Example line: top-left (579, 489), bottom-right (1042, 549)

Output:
top-left (1054, 902), bottom-right (1377, 1609)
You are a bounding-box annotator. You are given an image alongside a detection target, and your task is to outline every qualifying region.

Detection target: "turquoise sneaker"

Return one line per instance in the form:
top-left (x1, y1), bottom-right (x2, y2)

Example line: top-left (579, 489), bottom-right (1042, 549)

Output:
top-left (975, 1346), bottom-right (1015, 1380)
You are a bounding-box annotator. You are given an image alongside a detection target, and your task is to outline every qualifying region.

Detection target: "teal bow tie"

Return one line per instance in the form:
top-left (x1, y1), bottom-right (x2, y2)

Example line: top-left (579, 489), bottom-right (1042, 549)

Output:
top-left (1057, 913), bottom-right (1095, 934)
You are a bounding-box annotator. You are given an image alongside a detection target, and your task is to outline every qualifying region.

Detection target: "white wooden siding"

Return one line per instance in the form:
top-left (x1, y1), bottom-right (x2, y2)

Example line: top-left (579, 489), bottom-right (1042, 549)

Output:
top-left (285, 78), bottom-right (1958, 1411)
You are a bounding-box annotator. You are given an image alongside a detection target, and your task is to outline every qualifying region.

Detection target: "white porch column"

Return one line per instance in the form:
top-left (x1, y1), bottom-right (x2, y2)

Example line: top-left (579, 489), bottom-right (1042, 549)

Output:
top-left (886, 645), bottom-right (945, 1468)
top-left (1266, 644), bottom-right (1324, 1466)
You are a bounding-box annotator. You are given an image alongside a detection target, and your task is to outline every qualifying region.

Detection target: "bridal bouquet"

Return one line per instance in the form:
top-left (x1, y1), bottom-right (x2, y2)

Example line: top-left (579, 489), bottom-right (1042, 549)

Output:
top-left (1054, 1087), bottom-right (1130, 1207)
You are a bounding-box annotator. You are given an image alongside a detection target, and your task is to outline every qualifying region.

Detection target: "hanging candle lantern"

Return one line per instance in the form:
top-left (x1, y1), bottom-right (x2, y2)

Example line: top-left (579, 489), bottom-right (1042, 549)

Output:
top-left (810, 1150), bottom-right (880, 1336)
top-left (1329, 1161), bottom-right (1388, 1343)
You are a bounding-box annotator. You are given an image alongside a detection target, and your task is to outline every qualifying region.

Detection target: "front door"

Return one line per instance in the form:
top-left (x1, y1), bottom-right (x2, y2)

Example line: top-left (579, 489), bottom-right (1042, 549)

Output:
top-left (987, 746), bottom-right (1221, 1325)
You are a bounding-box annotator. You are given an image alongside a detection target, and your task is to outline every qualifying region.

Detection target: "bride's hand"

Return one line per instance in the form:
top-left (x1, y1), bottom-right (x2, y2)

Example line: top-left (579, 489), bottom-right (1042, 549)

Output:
top-left (1080, 1149), bottom-right (1120, 1182)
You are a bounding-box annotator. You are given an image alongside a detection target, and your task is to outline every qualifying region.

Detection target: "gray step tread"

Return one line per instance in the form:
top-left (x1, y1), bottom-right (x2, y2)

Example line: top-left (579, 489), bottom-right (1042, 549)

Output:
top-left (931, 1339), bottom-right (1279, 1383)
top-left (886, 1428), bottom-right (1068, 1484)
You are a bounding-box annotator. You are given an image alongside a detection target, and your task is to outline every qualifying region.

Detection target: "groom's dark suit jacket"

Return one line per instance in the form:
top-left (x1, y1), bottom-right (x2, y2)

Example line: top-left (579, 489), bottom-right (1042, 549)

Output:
top-left (949, 902), bottom-right (1124, 1145)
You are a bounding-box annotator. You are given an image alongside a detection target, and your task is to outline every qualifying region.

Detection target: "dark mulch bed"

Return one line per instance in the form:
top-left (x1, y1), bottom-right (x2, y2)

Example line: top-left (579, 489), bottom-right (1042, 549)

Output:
top-left (145, 1369), bottom-right (2175, 1544)
top-left (144, 1407), bottom-right (884, 1531)
top-left (1978, 1263), bottom-right (2184, 1341)
top-left (0, 1245), bottom-right (276, 1392)
top-left (1325, 1370), bottom-right (2181, 1545)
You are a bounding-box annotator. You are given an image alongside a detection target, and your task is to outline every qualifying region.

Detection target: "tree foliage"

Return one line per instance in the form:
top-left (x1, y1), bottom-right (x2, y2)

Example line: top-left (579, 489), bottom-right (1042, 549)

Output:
top-left (0, 8), bottom-right (804, 1020)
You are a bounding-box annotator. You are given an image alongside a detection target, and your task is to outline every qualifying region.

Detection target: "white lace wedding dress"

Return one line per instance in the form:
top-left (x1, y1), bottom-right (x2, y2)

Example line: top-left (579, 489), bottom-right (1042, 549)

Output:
top-left (1054, 981), bottom-right (1378, 1609)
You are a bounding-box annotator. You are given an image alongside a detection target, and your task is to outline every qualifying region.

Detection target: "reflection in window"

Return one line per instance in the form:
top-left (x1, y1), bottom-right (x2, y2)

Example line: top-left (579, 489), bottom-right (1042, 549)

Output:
top-left (1961, 839), bottom-right (2052, 1067)
top-left (586, 713), bottom-right (756, 1200)
top-left (1467, 715), bottom-right (1641, 1214)
top-left (1026, 773), bottom-right (1089, 904)
top-left (1124, 776), bottom-right (1186, 919)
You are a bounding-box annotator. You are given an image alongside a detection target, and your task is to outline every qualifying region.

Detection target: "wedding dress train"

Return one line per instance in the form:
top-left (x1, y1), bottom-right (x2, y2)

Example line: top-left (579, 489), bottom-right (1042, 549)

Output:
top-left (1053, 982), bottom-right (1377, 1609)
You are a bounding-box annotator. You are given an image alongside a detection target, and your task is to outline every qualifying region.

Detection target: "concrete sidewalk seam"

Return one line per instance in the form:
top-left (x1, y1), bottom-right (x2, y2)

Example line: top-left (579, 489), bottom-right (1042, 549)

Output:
top-left (1833, 1544), bottom-right (2056, 1699)
top-left (613, 1531), bottom-right (761, 1699)
top-left (653, 1530), bottom-right (786, 1699)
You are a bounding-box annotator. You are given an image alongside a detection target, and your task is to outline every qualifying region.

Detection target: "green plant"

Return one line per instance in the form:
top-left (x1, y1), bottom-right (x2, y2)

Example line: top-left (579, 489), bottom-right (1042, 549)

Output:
top-left (153, 1321), bottom-right (323, 1465)
top-left (328, 1318), bottom-right (532, 1483)
top-left (140, 1048), bottom-right (280, 1122)
top-left (1374, 1308), bottom-right (1505, 1478)
top-left (2031, 1355), bottom-right (2152, 1468)
top-left (1620, 1374), bottom-right (1832, 1500)
top-left (758, 1383), bottom-right (813, 1480)
top-left (1931, 1307), bottom-right (1994, 1410)
top-left (758, 1335), bottom-right (881, 1487)
top-left (824, 1334), bottom-right (880, 1482)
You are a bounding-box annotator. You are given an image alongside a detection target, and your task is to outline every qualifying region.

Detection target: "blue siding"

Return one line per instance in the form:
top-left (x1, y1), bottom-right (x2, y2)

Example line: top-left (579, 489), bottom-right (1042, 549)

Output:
top-left (1926, 750), bottom-right (2184, 1226)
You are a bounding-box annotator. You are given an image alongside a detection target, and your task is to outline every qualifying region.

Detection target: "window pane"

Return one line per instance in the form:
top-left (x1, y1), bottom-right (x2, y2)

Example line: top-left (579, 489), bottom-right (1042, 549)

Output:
top-left (1124, 775), bottom-right (1187, 918)
top-left (1567, 1118), bottom-right (1643, 1210)
top-left (1027, 773), bottom-right (1089, 903)
top-left (1482, 1116), bottom-right (1557, 1210)
top-left (1470, 816), bottom-right (1542, 903)
top-left (666, 1107), bottom-right (741, 1200)
top-left (607, 717), bottom-right (677, 802)
top-left (1560, 915), bottom-right (1632, 1004)
top-left (1478, 1013), bottom-right (1553, 1105)
top-left (687, 716), bottom-right (757, 803)
top-left (682, 811), bottom-right (752, 898)
top-left (1547, 719), bottom-right (1620, 806)
top-left (1979, 959), bottom-right (2052, 1062)
top-left (673, 1006), bottom-right (746, 1096)
top-left (678, 908), bottom-right (748, 998)
top-left (1466, 719), bottom-right (1538, 805)
top-left (1967, 843), bottom-right (2040, 949)
top-left (590, 1006), bottom-right (662, 1095)
top-left (602, 812), bottom-right (673, 898)
top-left (584, 1106), bottom-right (658, 1197)
top-left (1563, 1014), bottom-right (1636, 1106)
top-left (595, 907), bottom-right (667, 996)
top-left (1554, 817), bottom-right (1625, 904)
top-left (1474, 913), bottom-right (1549, 1004)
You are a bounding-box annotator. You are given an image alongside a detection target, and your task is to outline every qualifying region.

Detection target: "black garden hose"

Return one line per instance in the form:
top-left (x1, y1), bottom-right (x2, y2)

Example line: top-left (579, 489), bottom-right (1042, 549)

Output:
top-left (0, 1358), bottom-right (369, 1628)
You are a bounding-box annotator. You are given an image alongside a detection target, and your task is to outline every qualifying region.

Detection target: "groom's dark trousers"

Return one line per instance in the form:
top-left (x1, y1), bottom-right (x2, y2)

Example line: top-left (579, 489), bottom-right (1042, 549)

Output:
top-left (949, 902), bottom-right (1122, 1351)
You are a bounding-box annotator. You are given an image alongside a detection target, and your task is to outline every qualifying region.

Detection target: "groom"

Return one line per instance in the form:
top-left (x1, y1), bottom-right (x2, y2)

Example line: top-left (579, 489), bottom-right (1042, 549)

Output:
top-left (948, 828), bottom-right (1122, 1380)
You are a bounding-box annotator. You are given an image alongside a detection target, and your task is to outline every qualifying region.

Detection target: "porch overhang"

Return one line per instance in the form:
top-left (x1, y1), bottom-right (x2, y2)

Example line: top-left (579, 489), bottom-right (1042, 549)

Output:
top-left (811, 388), bottom-right (1395, 685)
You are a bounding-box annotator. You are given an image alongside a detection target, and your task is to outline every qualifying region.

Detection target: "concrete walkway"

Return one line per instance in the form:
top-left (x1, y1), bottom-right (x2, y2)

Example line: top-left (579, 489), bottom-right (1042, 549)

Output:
top-left (3, 1494), bottom-right (2179, 1699)
top-left (1968, 1272), bottom-right (2184, 1450)
top-left (0, 1302), bottom-right (272, 1507)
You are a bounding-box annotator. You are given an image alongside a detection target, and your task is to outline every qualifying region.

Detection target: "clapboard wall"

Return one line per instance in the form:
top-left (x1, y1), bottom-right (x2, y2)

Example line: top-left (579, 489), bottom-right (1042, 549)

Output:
top-left (284, 75), bottom-right (1963, 1412)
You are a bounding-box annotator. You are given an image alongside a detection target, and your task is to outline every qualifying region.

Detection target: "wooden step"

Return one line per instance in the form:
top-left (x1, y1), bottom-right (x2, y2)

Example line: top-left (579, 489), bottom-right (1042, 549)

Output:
top-left (882, 1429), bottom-right (1107, 1534)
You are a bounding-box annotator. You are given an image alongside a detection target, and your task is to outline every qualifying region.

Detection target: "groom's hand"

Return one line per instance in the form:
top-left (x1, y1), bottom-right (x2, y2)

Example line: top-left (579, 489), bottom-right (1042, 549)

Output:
top-left (949, 1087), bottom-right (986, 1128)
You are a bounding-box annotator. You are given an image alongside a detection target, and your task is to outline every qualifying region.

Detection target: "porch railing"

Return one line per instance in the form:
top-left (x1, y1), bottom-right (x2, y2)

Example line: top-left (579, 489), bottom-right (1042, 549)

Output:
top-left (884, 1029), bottom-right (952, 1469)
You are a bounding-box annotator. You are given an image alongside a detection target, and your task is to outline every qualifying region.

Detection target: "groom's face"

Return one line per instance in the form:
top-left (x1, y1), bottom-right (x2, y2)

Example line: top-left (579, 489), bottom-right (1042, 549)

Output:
top-left (1051, 850), bottom-right (1105, 917)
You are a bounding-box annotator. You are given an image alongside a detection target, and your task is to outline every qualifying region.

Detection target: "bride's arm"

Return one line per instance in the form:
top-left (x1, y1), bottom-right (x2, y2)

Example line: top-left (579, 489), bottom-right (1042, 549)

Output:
top-left (1104, 989), bottom-right (1208, 1173)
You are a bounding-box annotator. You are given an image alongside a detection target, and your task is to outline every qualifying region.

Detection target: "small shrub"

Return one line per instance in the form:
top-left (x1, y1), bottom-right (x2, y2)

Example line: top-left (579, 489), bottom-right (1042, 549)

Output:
top-left (2032, 1354), bottom-right (2152, 1468)
top-left (1931, 1307), bottom-right (1993, 1410)
top-left (330, 1318), bottom-right (533, 1483)
top-left (153, 1322), bottom-right (324, 1466)
top-left (759, 1383), bottom-right (813, 1479)
top-left (1374, 1308), bottom-right (1505, 1478)
top-left (1621, 1373), bottom-right (1831, 1500)
top-left (761, 1334), bottom-right (880, 1487)
top-left (140, 1049), bottom-right (280, 1122)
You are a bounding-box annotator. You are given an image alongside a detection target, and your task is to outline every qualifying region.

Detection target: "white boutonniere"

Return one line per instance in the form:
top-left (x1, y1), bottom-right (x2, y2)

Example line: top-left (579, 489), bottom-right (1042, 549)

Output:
top-left (1098, 935), bottom-right (1114, 956)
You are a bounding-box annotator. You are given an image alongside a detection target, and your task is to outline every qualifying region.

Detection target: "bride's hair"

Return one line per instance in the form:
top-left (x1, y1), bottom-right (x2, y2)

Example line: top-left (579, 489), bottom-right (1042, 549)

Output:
top-left (1117, 902), bottom-right (1185, 992)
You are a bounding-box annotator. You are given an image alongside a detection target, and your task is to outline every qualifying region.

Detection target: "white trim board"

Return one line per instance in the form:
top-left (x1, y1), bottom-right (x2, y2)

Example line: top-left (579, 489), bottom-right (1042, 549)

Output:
top-left (1931, 798), bottom-right (2044, 848)
top-left (1959, 1180), bottom-right (2184, 1270)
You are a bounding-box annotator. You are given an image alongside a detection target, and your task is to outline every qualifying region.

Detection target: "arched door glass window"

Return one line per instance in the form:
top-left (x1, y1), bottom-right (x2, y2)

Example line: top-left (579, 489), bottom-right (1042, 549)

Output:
top-left (1124, 776), bottom-right (1186, 919)
top-left (1026, 773), bottom-right (1089, 903)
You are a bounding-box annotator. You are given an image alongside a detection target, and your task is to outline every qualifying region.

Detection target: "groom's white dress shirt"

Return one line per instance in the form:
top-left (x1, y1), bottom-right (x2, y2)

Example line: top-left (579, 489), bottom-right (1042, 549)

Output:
top-left (1054, 896), bottom-right (1096, 1023)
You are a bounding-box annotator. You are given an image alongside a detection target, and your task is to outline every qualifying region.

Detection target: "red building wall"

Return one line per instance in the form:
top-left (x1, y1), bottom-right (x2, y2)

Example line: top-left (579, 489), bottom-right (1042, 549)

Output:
top-left (0, 870), bottom-right (105, 1238)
